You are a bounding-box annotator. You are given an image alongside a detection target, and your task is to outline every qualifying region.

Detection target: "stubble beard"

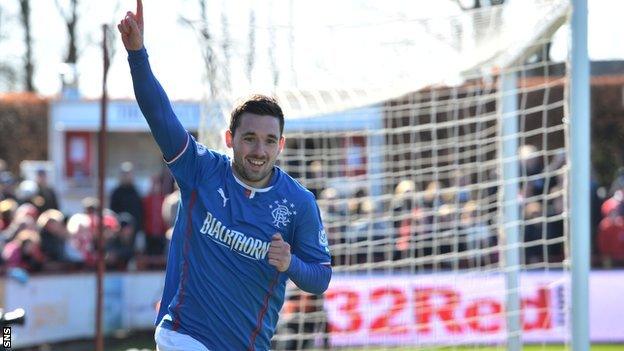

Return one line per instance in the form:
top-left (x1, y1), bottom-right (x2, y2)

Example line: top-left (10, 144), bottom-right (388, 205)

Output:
top-left (232, 156), bottom-right (274, 186)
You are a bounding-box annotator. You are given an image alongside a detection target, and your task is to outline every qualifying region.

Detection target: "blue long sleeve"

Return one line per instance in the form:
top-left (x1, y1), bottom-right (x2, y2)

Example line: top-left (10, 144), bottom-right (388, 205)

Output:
top-left (286, 255), bottom-right (332, 295)
top-left (128, 48), bottom-right (188, 161)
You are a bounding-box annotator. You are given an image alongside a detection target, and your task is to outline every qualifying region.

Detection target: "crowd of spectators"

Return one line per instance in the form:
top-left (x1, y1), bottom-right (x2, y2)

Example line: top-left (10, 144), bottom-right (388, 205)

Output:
top-left (1, 143), bottom-right (624, 276)
top-left (0, 160), bottom-right (178, 275)
top-left (315, 145), bottom-right (618, 270)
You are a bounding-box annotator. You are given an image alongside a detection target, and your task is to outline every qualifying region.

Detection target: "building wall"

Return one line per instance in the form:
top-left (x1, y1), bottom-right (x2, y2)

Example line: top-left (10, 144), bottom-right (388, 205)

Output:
top-left (105, 132), bottom-right (166, 181)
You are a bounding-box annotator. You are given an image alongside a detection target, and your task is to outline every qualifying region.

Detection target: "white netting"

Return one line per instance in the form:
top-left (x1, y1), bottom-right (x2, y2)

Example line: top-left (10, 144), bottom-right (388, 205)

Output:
top-left (194, 0), bottom-right (572, 349)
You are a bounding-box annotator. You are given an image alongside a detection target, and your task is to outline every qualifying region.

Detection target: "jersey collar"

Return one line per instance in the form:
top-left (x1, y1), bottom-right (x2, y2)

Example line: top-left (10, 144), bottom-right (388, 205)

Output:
top-left (229, 161), bottom-right (278, 199)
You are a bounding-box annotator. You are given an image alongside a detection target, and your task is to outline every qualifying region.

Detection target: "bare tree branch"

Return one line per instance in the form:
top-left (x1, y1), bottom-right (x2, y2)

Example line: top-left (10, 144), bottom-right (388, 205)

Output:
top-left (179, 0), bottom-right (220, 100)
top-left (54, 0), bottom-right (80, 64)
top-left (246, 10), bottom-right (255, 83)
top-left (0, 5), bottom-right (14, 91)
top-left (221, 13), bottom-right (231, 93)
top-left (54, 0), bottom-right (69, 20)
top-left (54, 0), bottom-right (80, 92)
top-left (84, 1), bottom-right (121, 61)
top-left (267, 2), bottom-right (279, 90)
top-left (106, 1), bottom-right (121, 60)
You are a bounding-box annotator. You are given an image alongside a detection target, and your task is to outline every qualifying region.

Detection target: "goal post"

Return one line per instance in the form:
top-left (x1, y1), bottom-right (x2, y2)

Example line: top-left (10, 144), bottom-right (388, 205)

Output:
top-left (500, 70), bottom-right (521, 351)
top-left (192, 0), bottom-right (585, 349)
top-left (569, 0), bottom-right (590, 350)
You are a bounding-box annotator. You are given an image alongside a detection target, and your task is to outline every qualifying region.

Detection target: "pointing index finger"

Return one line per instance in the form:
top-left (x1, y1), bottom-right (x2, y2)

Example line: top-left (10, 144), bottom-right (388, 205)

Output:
top-left (136, 0), bottom-right (143, 22)
top-left (272, 233), bottom-right (283, 241)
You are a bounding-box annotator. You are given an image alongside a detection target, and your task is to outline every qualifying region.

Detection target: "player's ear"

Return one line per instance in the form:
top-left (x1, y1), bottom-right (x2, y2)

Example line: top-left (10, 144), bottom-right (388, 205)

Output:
top-left (278, 136), bottom-right (285, 153)
top-left (225, 130), bottom-right (234, 148)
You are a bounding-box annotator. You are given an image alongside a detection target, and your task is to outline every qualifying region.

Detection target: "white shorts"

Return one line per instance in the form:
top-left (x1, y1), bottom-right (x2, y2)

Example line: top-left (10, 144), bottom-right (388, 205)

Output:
top-left (155, 322), bottom-right (211, 351)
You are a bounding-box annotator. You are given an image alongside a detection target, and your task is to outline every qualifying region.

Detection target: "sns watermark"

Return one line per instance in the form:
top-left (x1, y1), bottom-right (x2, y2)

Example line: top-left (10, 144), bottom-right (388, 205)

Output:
top-left (2, 326), bottom-right (10, 348)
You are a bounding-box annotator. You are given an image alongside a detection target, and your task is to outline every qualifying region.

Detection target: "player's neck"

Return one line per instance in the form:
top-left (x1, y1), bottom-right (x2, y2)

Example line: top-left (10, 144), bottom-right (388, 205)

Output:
top-left (232, 167), bottom-right (274, 189)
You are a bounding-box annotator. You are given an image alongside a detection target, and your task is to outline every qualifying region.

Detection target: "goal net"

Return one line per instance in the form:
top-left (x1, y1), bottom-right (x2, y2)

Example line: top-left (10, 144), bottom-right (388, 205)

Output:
top-left (194, 0), bottom-right (573, 349)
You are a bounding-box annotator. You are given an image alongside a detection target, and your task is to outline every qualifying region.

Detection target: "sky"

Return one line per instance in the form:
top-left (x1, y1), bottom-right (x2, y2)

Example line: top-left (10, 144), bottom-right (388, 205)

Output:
top-left (0, 0), bottom-right (622, 101)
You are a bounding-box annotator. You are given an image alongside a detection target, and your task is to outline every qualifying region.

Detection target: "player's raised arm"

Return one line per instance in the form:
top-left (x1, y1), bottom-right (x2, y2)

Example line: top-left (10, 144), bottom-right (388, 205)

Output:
top-left (118, 0), bottom-right (188, 162)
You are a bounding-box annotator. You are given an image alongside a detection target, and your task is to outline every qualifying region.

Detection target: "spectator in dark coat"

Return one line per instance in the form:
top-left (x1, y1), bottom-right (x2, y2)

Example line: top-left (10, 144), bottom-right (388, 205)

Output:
top-left (34, 169), bottom-right (59, 212)
top-left (110, 162), bottom-right (143, 234)
top-left (106, 212), bottom-right (136, 270)
top-left (37, 209), bottom-right (69, 263)
top-left (0, 171), bottom-right (16, 201)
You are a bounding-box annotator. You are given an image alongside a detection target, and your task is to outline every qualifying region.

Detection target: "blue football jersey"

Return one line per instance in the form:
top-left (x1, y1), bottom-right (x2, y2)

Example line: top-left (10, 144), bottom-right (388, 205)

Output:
top-left (156, 134), bottom-right (331, 350)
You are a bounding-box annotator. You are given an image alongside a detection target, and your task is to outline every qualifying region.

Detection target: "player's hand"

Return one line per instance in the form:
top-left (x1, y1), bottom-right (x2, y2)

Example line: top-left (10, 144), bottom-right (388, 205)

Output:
top-left (268, 233), bottom-right (291, 272)
top-left (117, 0), bottom-right (144, 51)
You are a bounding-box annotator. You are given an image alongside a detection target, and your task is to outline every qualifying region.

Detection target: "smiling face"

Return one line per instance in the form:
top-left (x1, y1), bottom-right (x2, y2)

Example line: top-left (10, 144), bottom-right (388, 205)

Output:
top-left (226, 113), bottom-right (285, 188)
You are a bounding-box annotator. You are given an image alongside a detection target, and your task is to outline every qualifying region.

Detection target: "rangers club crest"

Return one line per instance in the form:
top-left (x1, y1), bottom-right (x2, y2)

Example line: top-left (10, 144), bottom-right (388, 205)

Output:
top-left (269, 199), bottom-right (296, 229)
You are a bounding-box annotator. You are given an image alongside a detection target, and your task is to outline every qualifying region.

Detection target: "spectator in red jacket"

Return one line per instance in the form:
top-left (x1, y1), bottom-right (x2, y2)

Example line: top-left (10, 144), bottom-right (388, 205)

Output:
top-left (597, 207), bottom-right (624, 267)
top-left (601, 189), bottom-right (623, 218)
top-left (143, 175), bottom-right (167, 255)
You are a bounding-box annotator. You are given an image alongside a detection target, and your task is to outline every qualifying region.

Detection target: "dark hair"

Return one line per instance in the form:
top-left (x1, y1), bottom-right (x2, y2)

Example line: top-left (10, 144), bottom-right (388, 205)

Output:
top-left (230, 95), bottom-right (284, 136)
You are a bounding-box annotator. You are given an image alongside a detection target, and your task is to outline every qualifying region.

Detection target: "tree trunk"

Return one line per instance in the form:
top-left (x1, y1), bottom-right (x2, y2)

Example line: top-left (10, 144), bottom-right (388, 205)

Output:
top-left (19, 0), bottom-right (35, 92)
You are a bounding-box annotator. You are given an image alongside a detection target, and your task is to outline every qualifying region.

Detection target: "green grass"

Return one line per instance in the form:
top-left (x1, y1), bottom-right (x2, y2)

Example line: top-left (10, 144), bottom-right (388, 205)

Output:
top-left (108, 343), bottom-right (623, 351)
top-left (341, 347), bottom-right (623, 351)
top-left (36, 331), bottom-right (624, 351)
